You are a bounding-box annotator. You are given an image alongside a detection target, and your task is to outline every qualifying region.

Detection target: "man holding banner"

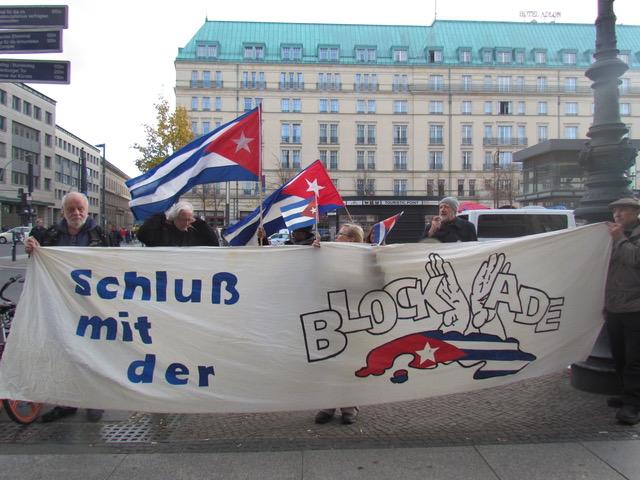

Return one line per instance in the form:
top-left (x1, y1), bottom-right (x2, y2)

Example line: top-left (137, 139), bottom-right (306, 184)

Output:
top-left (605, 197), bottom-right (640, 425)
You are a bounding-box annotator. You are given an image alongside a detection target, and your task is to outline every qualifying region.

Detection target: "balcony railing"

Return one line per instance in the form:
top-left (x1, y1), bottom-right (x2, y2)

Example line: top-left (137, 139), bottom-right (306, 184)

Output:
top-left (279, 81), bottom-right (305, 90)
top-left (316, 82), bottom-right (342, 91)
top-left (483, 137), bottom-right (528, 147)
top-left (189, 80), bottom-right (223, 89)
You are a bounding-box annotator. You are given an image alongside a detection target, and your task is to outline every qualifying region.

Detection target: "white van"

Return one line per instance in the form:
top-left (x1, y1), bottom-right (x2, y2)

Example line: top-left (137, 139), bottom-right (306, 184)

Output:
top-left (458, 208), bottom-right (576, 241)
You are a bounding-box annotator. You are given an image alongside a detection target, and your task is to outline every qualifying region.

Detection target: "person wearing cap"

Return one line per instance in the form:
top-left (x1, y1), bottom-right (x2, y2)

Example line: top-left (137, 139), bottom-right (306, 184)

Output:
top-left (285, 225), bottom-right (316, 245)
top-left (422, 196), bottom-right (477, 242)
top-left (605, 197), bottom-right (640, 425)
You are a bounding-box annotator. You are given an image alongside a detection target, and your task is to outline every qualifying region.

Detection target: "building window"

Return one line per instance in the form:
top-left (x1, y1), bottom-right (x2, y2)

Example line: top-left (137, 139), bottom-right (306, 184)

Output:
top-left (0, 89), bottom-right (5, 105)
top-left (562, 51), bottom-right (577, 65)
top-left (393, 151), bottom-right (407, 170)
top-left (392, 74), bottom-right (408, 92)
top-left (367, 151), bottom-right (376, 169)
top-left (517, 101), bottom-right (526, 115)
top-left (536, 76), bottom-right (547, 92)
top-left (281, 149), bottom-right (301, 169)
top-left (393, 179), bottom-right (407, 196)
top-left (620, 103), bottom-right (631, 116)
top-left (429, 101), bottom-right (443, 114)
top-left (459, 49), bottom-right (472, 63)
top-left (318, 47), bottom-right (339, 62)
top-left (497, 76), bottom-right (511, 92)
top-left (484, 101), bottom-right (492, 115)
top-left (281, 45), bottom-right (302, 61)
top-left (462, 151), bottom-right (472, 170)
top-left (0, 115), bottom-right (5, 132)
top-left (462, 101), bottom-right (472, 115)
top-left (357, 124), bottom-right (376, 144)
top-left (280, 72), bottom-right (304, 90)
top-left (191, 97), bottom-right (198, 110)
top-left (202, 97), bottom-right (210, 111)
top-left (244, 45), bottom-right (264, 60)
top-left (215, 71), bottom-right (223, 88)
top-left (538, 125), bottom-right (549, 142)
top-left (458, 179), bottom-right (465, 196)
top-left (429, 125), bottom-right (444, 145)
top-left (438, 179), bottom-right (445, 197)
top-left (538, 101), bottom-right (548, 115)
top-left (564, 102), bottom-right (578, 115)
top-left (317, 72), bottom-right (340, 91)
top-left (45, 111), bottom-right (53, 125)
top-left (496, 50), bottom-right (512, 64)
top-left (429, 151), bottom-right (443, 170)
top-left (515, 50), bottom-right (525, 64)
top-left (281, 123), bottom-right (301, 144)
top-left (620, 78), bottom-right (630, 94)
top-left (393, 125), bottom-right (408, 145)
top-left (393, 49), bottom-right (408, 62)
top-left (534, 51), bottom-right (547, 64)
top-left (461, 124), bottom-right (472, 145)
top-left (355, 73), bottom-right (378, 92)
top-left (564, 126), bottom-right (579, 139)
top-left (462, 75), bottom-right (472, 91)
top-left (215, 97), bottom-right (222, 111)
top-left (330, 99), bottom-right (339, 113)
top-left (430, 75), bottom-right (444, 91)
top-left (394, 100), bottom-right (408, 114)
top-left (482, 49), bottom-right (493, 63)
top-left (427, 49), bottom-right (443, 63)
top-left (564, 77), bottom-right (577, 92)
top-left (241, 71), bottom-right (266, 89)
top-left (355, 47), bottom-right (377, 62)
top-left (12, 96), bottom-right (21, 111)
top-left (427, 179), bottom-right (434, 196)
top-left (499, 101), bottom-right (512, 115)
top-left (319, 98), bottom-right (328, 113)
top-left (202, 121), bottom-right (210, 134)
top-left (319, 123), bottom-right (338, 144)
top-left (497, 125), bottom-right (512, 144)
top-left (196, 43), bottom-right (218, 58)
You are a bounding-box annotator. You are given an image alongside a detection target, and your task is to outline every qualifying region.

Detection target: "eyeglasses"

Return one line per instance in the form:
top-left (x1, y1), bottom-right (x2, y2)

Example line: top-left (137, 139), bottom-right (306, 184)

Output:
top-left (337, 231), bottom-right (351, 238)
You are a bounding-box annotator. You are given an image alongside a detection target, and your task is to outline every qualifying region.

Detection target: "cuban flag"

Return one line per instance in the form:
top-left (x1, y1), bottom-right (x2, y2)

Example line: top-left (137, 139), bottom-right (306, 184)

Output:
top-left (127, 106), bottom-right (261, 221)
top-left (369, 211), bottom-right (403, 245)
top-left (280, 196), bottom-right (318, 232)
top-left (224, 160), bottom-right (344, 246)
top-left (355, 330), bottom-right (536, 383)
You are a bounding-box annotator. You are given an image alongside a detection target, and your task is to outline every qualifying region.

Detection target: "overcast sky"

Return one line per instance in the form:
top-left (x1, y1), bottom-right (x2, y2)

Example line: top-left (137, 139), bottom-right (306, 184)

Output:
top-left (11, 0), bottom-right (640, 177)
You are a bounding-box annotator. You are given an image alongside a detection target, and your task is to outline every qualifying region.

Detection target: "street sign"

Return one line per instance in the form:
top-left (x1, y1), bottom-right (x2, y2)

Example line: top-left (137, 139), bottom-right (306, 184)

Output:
top-left (0, 6), bottom-right (68, 29)
top-left (0, 59), bottom-right (69, 84)
top-left (0, 29), bottom-right (62, 54)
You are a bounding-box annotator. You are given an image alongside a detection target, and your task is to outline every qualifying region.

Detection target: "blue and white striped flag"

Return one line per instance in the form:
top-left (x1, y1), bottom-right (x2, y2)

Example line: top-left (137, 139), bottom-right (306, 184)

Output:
top-left (280, 196), bottom-right (318, 232)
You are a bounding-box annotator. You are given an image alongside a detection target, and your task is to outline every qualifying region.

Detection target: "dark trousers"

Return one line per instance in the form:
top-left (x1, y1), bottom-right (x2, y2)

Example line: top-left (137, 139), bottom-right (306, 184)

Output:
top-left (606, 311), bottom-right (640, 406)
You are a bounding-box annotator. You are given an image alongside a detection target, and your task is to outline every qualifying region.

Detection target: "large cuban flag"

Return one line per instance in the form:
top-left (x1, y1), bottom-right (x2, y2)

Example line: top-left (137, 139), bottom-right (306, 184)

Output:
top-left (223, 160), bottom-right (344, 246)
top-left (127, 106), bottom-right (261, 221)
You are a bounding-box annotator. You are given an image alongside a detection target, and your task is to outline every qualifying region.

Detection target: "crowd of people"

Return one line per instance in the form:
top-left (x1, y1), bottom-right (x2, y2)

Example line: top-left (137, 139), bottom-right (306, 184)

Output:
top-left (18, 192), bottom-right (640, 427)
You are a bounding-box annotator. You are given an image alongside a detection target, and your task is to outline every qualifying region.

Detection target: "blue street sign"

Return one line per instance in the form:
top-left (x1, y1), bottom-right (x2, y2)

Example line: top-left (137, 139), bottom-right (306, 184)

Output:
top-left (0, 59), bottom-right (69, 84)
top-left (0, 29), bottom-right (63, 54)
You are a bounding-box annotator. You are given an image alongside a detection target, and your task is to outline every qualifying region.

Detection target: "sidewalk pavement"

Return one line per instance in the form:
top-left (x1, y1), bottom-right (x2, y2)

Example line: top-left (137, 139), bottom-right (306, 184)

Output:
top-left (0, 371), bottom-right (639, 479)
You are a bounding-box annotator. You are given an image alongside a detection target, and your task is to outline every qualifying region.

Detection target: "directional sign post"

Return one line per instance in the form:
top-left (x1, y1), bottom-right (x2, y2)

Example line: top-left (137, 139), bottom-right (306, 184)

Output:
top-left (0, 6), bottom-right (68, 29)
top-left (0, 59), bottom-right (69, 84)
top-left (0, 29), bottom-right (63, 53)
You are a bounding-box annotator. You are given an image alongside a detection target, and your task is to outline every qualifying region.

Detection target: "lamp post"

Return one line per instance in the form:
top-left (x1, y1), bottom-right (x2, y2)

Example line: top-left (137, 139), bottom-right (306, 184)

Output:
top-left (493, 150), bottom-right (501, 208)
top-left (571, 0), bottom-right (638, 394)
top-left (95, 144), bottom-right (106, 229)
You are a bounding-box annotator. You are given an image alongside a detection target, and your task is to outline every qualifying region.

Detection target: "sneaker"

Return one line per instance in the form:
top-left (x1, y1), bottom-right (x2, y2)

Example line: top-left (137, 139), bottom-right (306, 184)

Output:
top-left (607, 396), bottom-right (625, 408)
top-left (41, 406), bottom-right (78, 423)
top-left (341, 410), bottom-right (358, 425)
top-left (86, 409), bottom-right (104, 422)
top-left (314, 410), bottom-right (334, 424)
top-left (616, 405), bottom-right (640, 425)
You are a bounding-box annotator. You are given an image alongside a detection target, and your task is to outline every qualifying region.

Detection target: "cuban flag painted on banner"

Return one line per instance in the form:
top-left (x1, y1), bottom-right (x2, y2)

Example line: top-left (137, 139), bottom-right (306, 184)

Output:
top-left (370, 211), bottom-right (403, 245)
top-left (355, 330), bottom-right (536, 383)
top-left (224, 160), bottom-right (344, 246)
top-left (280, 196), bottom-right (318, 232)
top-left (127, 106), bottom-right (261, 221)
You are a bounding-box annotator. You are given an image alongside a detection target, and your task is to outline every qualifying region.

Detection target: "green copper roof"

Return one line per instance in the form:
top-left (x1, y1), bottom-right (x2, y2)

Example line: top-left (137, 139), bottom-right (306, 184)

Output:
top-left (176, 19), bottom-right (640, 68)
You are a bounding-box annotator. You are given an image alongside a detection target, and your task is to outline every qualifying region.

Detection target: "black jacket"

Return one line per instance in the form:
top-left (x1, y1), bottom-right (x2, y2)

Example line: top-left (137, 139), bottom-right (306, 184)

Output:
top-left (137, 214), bottom-right (219, 247)
top-left (41, 217), bottom-right (108, 247)
top-left (422, 217), bottom-right (477, 243)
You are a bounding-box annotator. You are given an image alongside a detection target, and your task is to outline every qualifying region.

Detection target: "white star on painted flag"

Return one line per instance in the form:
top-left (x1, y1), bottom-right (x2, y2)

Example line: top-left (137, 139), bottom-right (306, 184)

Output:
top-left (417, 341), bottom-right (439, 366)
top-left (233, 131), bottom-right (254, 153)
top-left (305, 178), bottom-right (325, 197)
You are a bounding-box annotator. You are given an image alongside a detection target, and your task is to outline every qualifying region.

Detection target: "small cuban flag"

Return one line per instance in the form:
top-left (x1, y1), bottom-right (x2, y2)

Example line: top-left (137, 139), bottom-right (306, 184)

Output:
top-left (370, 211), bottom-right (404, 245)
top-left (280, 196), bottom-right (318, 232)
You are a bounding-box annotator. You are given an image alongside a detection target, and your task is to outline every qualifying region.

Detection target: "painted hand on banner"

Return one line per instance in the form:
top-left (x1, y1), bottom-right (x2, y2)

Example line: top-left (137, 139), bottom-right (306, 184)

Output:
top-left (425, 253), bottom-right (471, 333)
top-left (469, 253), bottom-right (511, 338)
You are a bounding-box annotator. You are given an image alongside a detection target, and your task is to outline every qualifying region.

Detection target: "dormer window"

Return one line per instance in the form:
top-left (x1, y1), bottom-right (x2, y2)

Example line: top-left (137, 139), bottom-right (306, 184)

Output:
top-left (481, 48), bottom-right (493, 64)
top-left (393, 48), bottom-right (408, 63)
top-left (514, 49), bottom-right (525, 64)
top-left (427, 48), bottom-right (443, 63)
top-left (355, 47), bottom-right (377, 62)
top-left (458, 48), bottom-right (472, 63)
top-left (281, 45), bottom-right (302, 61)
top-left (196, 43), bottom-right (218, 59)
top-left (319, 46), bottom-right (339, 62)
top-left (496, 49), bottom-right (512, 64)
top-left (534, 49), bottom-right (547, 64)
top-left (561, 50), bottom-right (577, 65)
top-left (244, 44), bottom-right (265, 60)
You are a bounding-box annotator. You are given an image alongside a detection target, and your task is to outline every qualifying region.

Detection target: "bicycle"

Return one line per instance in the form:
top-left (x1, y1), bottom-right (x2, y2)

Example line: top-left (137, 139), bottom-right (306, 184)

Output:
top-left (0, 274), bottom-right (43, 424)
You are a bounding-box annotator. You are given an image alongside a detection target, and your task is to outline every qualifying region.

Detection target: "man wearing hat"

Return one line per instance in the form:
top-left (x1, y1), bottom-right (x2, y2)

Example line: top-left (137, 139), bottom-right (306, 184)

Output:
top-left (285, 225), bottom-right (316, 245)
top-left (422, 196), bottom-right (477, 242)
top-left (605, 197), bottom-right (640, 425)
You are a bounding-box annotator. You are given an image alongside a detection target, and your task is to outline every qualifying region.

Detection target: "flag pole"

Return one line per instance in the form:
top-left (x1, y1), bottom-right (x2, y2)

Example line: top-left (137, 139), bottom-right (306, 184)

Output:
top-left (314, 193), bottom-right (320, 239)
top-left (258, 104), bottom-right (264, 222)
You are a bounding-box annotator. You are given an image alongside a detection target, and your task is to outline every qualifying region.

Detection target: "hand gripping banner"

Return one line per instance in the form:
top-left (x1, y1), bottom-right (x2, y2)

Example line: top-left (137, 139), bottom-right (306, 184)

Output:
top-left (0, 224), bottom-right (610, 413)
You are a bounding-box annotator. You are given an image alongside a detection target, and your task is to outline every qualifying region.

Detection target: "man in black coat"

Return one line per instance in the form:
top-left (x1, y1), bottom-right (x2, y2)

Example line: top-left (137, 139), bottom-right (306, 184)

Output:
top-left (422, 197), bottom-right (477, 243)
top-left (137, 201), bottom-right (219, 247)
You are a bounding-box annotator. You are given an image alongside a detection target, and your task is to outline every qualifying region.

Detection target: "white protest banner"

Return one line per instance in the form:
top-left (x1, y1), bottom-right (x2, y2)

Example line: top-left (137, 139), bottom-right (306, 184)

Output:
top-left (0, 224), bottom-right (610, 413)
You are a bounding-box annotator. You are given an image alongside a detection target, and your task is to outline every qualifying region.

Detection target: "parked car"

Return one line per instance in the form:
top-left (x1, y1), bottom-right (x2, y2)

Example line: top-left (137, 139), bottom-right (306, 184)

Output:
top-left (0, 226), bottom-right (31, 244)
top-left (458, 208), bottom-right (576, 241)
top-left (268, 231), bottom-right (290, 246)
